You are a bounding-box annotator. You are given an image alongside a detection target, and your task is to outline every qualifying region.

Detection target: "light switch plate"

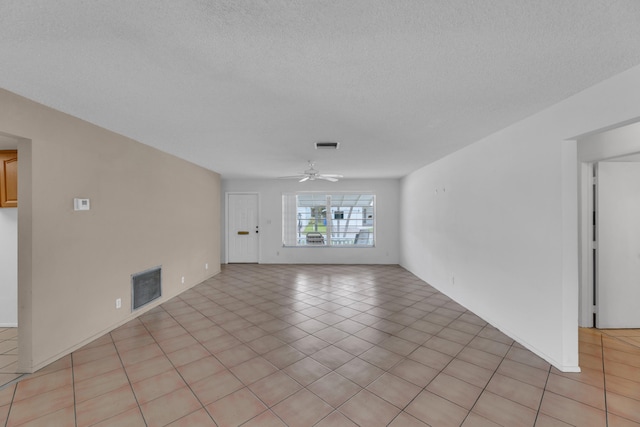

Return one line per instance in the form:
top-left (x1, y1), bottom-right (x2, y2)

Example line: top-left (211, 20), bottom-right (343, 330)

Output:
top-left (74, 198), bottom-right (90, 211)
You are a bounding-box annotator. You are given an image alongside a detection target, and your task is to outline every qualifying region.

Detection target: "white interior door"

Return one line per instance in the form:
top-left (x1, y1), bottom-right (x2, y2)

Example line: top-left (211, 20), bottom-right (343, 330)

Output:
top-left (227, 194), bottom-right (259, 263)
top-left (596, 162), bottom-right (640, 328)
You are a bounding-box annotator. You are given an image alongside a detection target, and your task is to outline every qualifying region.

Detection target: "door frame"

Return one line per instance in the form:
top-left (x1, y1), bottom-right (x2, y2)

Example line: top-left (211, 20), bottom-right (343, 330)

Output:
top-left (578, 162), bottom-right (596, 327)
top-left (577, 123), bottom-right (640, 327)
top-left (225, 192), bottom-right (260, 264)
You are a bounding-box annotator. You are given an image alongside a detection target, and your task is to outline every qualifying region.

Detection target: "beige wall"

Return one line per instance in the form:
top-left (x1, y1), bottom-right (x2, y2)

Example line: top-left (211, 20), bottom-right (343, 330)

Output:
top-left (0, 88), bottom-right (221, 372)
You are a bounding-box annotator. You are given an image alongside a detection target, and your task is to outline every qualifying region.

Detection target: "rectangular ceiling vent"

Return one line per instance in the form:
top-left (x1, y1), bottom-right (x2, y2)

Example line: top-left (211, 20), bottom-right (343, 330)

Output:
top-left (315, 141), bottom-right (340, 150)
top-left (132, 266), bottom-right (162, 310)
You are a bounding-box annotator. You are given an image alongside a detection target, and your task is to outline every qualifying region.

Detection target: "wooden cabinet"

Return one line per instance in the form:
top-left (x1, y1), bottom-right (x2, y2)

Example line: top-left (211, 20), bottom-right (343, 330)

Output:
top-left (0, 150), bottom-right (17, 208)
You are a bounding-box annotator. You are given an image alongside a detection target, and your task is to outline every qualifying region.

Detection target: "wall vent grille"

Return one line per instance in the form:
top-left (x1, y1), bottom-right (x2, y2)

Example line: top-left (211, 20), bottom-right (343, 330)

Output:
top-left (132, 266), bottom-right (162, 310)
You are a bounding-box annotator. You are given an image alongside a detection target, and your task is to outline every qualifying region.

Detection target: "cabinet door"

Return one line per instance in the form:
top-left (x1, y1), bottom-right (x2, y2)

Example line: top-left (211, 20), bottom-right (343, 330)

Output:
top-left (0, 150), bottom-right (17, 208)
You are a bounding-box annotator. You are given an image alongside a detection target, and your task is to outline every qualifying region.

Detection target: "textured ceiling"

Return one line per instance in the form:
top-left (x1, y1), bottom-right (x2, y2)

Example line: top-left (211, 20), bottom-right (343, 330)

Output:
top-left (1, 1), bottom-right (640, 179)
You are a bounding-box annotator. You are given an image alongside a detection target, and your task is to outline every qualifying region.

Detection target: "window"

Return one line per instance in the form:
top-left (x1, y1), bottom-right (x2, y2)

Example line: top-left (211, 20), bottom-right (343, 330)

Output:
top-left (283, 193), bottom-right (375, 247)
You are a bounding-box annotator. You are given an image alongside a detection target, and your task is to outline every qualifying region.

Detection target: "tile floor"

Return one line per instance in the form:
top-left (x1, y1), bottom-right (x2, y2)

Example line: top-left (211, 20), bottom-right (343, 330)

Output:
top-left (0, 328), bottom-right (20, 387)
top-left (0, 264), bottom-right (639, 426)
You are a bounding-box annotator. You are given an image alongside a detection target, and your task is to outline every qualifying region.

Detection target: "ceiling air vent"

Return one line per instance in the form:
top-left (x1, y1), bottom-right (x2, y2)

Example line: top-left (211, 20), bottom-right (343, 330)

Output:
top-left (315, 141), bottom-right (340, 150)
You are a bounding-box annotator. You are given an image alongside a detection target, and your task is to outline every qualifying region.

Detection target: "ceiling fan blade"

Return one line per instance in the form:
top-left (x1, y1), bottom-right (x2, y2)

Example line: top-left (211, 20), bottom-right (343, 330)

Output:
top-left (299, 176), bottom-right (310, 182)
top-left (319, 174), bottom-right (343, 178)
top-left (318, 176), bottom-right (339, 182)
top-left (277, 175), bottom-right (305, 179)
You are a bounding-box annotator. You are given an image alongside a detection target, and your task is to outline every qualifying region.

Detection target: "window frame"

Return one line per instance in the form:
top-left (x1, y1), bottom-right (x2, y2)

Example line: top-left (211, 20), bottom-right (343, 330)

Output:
top-left (282, 192), bottom-right (376, 248)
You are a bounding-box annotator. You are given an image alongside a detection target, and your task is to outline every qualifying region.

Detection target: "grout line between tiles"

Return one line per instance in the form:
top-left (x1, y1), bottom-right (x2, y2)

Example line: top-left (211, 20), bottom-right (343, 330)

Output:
top-left (71, 352), bottom-right (78, 427)
top-left (110, 330), bottom-right (149, 427)
top-left (601, 332), bottom-right (609, 427)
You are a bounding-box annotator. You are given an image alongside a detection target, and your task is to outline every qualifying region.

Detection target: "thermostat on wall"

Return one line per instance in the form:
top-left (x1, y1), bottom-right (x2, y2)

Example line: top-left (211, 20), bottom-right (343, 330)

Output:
top-left (74, 198), bottom-right (90, 211)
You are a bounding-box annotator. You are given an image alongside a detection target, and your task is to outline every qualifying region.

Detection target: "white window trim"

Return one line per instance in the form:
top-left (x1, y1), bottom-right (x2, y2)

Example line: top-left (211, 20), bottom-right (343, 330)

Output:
top-left (282, 191), bottom-right (376, 248)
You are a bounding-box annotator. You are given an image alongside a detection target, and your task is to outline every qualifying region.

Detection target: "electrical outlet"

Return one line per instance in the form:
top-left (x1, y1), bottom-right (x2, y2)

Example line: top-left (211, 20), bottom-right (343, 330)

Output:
top-left (115, 298), bottom-right (122, 309)
top-left (181, 276), bottom-right (185, 284)
top-left (205, 263), bottom-right (208, 270)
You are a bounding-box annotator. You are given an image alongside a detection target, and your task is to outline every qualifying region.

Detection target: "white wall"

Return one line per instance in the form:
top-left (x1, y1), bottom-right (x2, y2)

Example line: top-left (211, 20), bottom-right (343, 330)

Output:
top-left (0, 207), bottom-right (17, 326)
top-left (400, 63), bottom-right (640, 372)
top-left (222, 179), bottom-right (400, 265)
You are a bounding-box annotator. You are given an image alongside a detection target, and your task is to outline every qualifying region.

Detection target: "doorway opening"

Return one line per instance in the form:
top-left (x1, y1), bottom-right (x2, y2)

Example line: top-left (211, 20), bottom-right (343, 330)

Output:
top-left (0, 133), bottom-right (20, 387)
top-left (578, 120), bottom-right (640, 331)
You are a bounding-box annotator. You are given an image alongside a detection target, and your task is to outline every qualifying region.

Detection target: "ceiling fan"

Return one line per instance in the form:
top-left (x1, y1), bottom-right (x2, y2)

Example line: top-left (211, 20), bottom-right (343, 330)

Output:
top-left (278, 161), bottom-right (343, 182)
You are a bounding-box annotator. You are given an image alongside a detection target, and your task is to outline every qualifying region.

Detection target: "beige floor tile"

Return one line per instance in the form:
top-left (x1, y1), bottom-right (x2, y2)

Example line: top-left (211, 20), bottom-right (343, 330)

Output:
top-left (506, 346), bottom-right (552, 371)
top-left (606, 373), bottom-right (640, 401)
top-left (310, 345), bottom-right (355, 369)
top-left (248, 371), bottom-right (302, 407)
top-left (461, 412), bottom-right (502, 426)
top-left (230, 356), bottom-right (278, 385)
top-left (7, 385), bottom-right (73, 426)
top-left (114, 334), bottom-right (156, 353)
top-left (72, 343), bottom-right (118, 366)
top-left (176, 355), bottom-right (225, 384)
top-left (74, 368), bottom-right (129, 403)
top-left (166, 342), bottom-right (210, 367)
top-left (388, 412), bottom-right (431, 427)
top-left (472, 391), bottom-right (537, 427)
top-left (533, 413), bottom-right (573, 426)
top-left (290, 335), bottom-right (330, 355)
top-left (205, 387), bottom-right (266, 427)
top-left (119, 343), bottom-right (164, 367)
top-left (427, 372), bottom-right (483, 409)
top-left (607, 413), bottom-right (640, 427)
top-left (91, 407), bottom-right (146, 427)
top-left (334, 335), bottom-right (375, 355)
top-left (607, 391), bottom-right (640, 423)
top-left (406, 390), bottom-right (469, 427)
top-left (202, 334), bottom-right (242, 354)
top-left (190, 369), bottom-right (243, 405)
top-left (0, 403), bottom-right (8, 424)
top-left (539, 391), bottom-right (606, 426)
top-left (314, 326), bottom-right (350, 343)
top-left (13, 368), bottom-right (72, 402)
top-left (140, 386), bottom-right (202, 426)
top-left (13, 405), bottom-right (75, 427)
top-left (339, 389), bottom-right (401, 427)
top-left (335, 357), bottom-right (385, 387)
top-left (272, 389), bottom-right (333, 427)
top-left (444, 359), bottom-right (494, 388)
top-left (246, 335), bottom-right (286, 355)
top-left (485, 373), bottom-right (544, 410)
top-left (551, 365), bottom-right (604, 389)
top-left (315, 410), bottom-right (359, 427)
top-left (76, 384), bottom-right (137, 427)
top-left (262, 344), bottom-right (307, 369)
top-left (496, 358), bottom-right (549, 389)
top-left (131, 369), bottom-right (187, 404)
top-left (214, 344), bottom-right (258, 368)
top-left (283, 357), bottom-right (331, 386)
top-left (366, 372), bottom-right (422, 409)
top-left (308, 371), bottom-right (362, 408)
top-left (124, 354), bottom-right (174, 384)
top-left (272, 326), bottom-right (309, 343)
top-left (408, 345), bottom-right (454, 370)
top-left (606, 359), bottom-right (640, 384)
top-left (545, 372), bottom-right (605, 410)
top-left (72, 355), bottom-right (123, 383)
top-left (241, 410), bottom-right (287, 427)
top-left (359, 345), bottom-right (404, 370)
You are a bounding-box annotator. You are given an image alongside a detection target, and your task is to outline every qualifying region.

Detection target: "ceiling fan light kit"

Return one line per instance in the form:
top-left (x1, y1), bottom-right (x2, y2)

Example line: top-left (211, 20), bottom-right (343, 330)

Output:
top-left (278, 161), bottom-right (343, 183)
